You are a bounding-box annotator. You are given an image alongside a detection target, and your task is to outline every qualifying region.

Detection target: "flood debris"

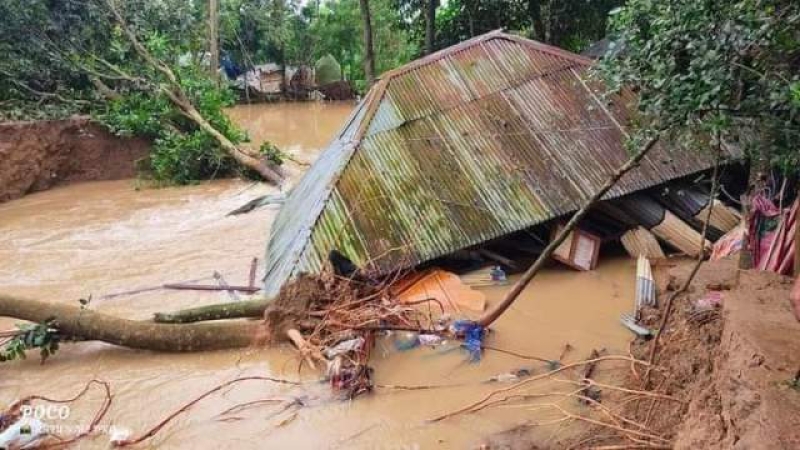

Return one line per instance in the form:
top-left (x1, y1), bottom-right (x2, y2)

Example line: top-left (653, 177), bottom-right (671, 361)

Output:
top-left (601, 195), bottom-right (712, 257)
top-left (257, 253), bottom-right (449, 398)
top-left (226, 193), bottom-right (286, 216)
top-left (749, 195), bottom-right (798, 275)
top-left (0, 294), bottom-right (260, 352)
top-left (551, 224), bottom-right (602, 271)
top-left (619, 313), bottom-right (653, 338)
top-left (459, 266), bottom-right (508, 286)
top-left (636, 256), bottom-right (657, 308)
top-left (393, 269), bottom-right (487, 313)
top-left (162, 283), bottom-right (260, 294)
top-left (620, 227), bottom-right (666, 259)
top-left (0, 380), bottom-right (111, 450)
top-left (711, 193), bottom-right (800, 275)
top-left (656, 183), bottom-right (740, 239)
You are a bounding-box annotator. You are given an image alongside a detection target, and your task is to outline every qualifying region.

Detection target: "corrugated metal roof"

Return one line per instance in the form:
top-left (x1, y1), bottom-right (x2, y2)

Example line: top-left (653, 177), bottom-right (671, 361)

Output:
top-left (262, 31), bottom-right (724, 296)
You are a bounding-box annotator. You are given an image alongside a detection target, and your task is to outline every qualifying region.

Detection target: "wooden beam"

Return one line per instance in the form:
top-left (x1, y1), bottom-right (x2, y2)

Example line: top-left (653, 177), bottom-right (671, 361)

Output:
top-left (477, 249), bottom-right (519, 270)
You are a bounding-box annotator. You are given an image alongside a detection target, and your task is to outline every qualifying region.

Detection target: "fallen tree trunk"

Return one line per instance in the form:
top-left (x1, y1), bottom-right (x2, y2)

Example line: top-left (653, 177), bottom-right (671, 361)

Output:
top-left (106, 0), bottom-right (284, 186)
top-left (153, 298), bottom-right (270, 323)
top-left (0, 295), bottom-right (259, 352)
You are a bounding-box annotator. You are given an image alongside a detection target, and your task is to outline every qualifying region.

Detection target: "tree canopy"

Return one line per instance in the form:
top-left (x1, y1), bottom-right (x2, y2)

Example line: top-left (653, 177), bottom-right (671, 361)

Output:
top-left (598, 0), bottom-right (800, 174)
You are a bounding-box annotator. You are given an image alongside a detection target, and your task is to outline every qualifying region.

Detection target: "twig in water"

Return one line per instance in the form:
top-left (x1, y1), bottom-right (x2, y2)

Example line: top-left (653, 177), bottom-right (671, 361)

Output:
top-left (428, 355), bottom-right (650, 422)
top-left (10, 379), bottom-right (113, 450)
top-left (480, 344), bottom-right (552, 363)
top-left (112, 376), bottom-right (302, 447)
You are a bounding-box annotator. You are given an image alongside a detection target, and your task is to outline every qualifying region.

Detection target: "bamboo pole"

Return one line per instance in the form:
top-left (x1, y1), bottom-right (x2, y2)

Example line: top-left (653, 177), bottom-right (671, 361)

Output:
top-left (477, 136), bottom-right (661, 327)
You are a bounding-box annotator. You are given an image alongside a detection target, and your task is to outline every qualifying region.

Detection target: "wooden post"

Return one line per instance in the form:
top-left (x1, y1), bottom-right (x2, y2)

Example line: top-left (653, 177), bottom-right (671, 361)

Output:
top-left (739, 193), bottom-right (753, 271)
top-left (358, 0), bottom-right (375, 86)
top-left (424, 0), bottom-right (438, 55)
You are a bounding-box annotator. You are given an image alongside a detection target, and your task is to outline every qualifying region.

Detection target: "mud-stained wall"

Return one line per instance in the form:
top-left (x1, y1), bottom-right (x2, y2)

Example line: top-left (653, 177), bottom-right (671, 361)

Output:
top-left (0, 117), bottom-right (150, 203)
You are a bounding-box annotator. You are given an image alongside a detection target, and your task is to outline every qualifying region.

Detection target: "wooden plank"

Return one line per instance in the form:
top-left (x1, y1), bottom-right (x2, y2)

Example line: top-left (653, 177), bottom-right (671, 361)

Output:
top-left (477, 249), bottom-right (519, 270)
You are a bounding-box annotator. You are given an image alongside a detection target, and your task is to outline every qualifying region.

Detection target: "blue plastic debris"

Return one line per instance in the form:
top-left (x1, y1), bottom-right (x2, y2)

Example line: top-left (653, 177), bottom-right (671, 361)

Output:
top-left (393, 331), bottom-right (420, 351)
top-left (452, 320), bottom-right (485, 362)
top-left (490, 265), bottom-right (507, 282)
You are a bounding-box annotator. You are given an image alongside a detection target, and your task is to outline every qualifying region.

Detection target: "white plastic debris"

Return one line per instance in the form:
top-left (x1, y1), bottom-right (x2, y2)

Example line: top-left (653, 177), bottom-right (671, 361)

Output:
top-left (620, 313), bottom-right (653, 338)
top-left (326, 355), bottom-right (343, 379)
top-left (0, 417), bottom-right (47, 449)
top-left (109, 425), bottom-right (132, 445)
top-left (417, 334), bottom-right (443, 346)
top-left (323, 337), bottom-right (365, 359)
top-left (486, 368), bottom-right (533, 383)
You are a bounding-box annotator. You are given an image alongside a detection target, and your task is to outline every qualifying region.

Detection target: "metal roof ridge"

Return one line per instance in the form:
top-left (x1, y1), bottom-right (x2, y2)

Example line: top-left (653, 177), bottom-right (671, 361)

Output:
top-left (353, 32), bottom-right (596, 144)
top-left (377, 30), bottom-right (594, 83)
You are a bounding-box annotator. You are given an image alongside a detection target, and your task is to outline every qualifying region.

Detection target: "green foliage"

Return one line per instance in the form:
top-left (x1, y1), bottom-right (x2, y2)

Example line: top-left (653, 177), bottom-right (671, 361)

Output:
top-left (400, 0), bottom-right (622, 54)
top-left (97, 63), bottom-right (248, 184)
top-left (598, 0), bottom-right (800, 174)
top-left (0, 0), bottom-right (101, 119)
top-left (315, 54), bottom-right (343, 85)
top-left (1, 320), bottom-right (60, 364)
top-left (259, 142), bottom-right (285, 166)
top-left (306, 0), bottom-right (417, 88)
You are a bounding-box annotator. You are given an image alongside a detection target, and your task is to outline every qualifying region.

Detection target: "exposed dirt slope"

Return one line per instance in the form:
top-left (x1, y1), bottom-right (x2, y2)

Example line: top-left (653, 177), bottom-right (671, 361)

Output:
top-left (672, 264), bottom-right (800, 449)
top-left (0, 117), bottom-right (150, 203)
top-left (560, 258), bottom-right (800, 449)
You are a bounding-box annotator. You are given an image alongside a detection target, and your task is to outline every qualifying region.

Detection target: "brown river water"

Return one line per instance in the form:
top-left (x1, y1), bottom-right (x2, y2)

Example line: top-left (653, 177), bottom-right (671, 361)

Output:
top-left (1, 102), bottom-right (636, 449)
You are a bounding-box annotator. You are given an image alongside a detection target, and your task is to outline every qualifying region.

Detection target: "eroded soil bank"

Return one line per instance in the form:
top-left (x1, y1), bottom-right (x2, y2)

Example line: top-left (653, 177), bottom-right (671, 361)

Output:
top-left (669, 261), bottom-right (800, 449)
top-left (0, 117), bottom-right (150, 203)
top-left (563, 258), bottom-right (800, 449)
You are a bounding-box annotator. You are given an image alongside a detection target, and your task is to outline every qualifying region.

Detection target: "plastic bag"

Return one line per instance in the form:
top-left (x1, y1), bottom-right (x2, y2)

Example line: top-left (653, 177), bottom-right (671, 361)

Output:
top-left (0, 417), bottom-right (46, 449)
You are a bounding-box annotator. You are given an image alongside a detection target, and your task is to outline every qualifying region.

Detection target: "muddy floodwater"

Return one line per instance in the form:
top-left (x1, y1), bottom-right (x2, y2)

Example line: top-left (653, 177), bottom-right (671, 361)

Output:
top-left (1, 102), bottom-right (636, 449)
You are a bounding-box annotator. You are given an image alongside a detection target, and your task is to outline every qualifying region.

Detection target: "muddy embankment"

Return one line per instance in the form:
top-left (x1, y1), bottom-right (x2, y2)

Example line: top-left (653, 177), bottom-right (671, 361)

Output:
top-left (671, 263), bottom-right (800, 449)
top-left (597, 258), bottom-right (800, 449)
top-left (0, 117), bottom-right (149, 203)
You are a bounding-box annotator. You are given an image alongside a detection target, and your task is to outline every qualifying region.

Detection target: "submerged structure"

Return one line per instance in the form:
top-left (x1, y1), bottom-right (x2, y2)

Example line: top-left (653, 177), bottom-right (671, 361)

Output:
top-left (263, 31), bottom-right (726, 296)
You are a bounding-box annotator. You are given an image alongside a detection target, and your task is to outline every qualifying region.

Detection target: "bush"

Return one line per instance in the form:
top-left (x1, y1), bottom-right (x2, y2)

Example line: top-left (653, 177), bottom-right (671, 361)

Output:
top-left (96, 65), bottom-right (251, 185)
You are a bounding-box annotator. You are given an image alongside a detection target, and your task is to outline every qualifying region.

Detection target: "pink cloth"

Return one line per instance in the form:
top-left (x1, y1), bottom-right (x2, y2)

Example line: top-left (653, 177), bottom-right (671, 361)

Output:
top-left (711, 226), bottom-right (744, 261)
top-left (751, 193), bottom-right (781, 217)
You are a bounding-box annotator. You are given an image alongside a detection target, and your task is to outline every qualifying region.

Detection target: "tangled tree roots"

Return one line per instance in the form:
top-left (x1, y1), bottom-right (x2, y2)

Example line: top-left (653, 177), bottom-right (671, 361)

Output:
top-left (259, 269), bottom-right (431, 398)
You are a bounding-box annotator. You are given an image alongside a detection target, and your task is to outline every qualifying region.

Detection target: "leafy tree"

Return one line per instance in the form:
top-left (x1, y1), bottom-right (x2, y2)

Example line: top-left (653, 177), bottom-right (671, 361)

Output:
top-left (597, 0), bottom-right (800, 175)
top-left (0, 0), bottom-right (277, 184)
top-left (309, 0), bottom-right (416, 89)
top-left (408, 0), bottom-right (621, 54)
top-left (528, 0), bottom-right (623, 51)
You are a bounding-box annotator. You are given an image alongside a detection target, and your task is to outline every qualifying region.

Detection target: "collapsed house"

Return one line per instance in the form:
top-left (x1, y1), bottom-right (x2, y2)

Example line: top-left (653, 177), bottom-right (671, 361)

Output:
top-left (234, 57), bottom-right (356, 100)
top-left (262, 31), bottom-right (741, 296)
top-left (235, 63), bottom-right (315, 98)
